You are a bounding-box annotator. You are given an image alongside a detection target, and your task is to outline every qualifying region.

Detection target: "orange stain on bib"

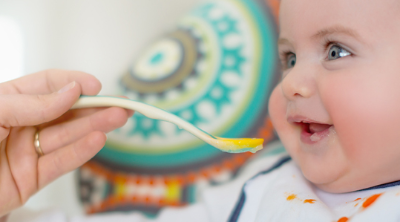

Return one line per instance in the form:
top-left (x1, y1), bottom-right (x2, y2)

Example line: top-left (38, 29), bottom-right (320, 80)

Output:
top-left (286, 194), bottom-right (297, 201)
top-left (362, 193), bottom-right (382, 209)
top-left (303, 199), bottom-right (316, 204)
top-left (337, 217), bottom-right (349, 222)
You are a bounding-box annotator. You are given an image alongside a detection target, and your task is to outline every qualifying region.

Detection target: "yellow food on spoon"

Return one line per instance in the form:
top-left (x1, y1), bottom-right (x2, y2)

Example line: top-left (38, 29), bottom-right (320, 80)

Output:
top-left (214, 137), bottom-right (264, 153)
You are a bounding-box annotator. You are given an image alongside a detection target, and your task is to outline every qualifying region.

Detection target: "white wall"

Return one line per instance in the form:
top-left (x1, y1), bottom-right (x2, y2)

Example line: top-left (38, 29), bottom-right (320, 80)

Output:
top-left (0, 0), bottom-right (205, 217)
top-left (0, 16), bottom-right (23, 82)
top-left (0, 0), bottom-right (205, 93)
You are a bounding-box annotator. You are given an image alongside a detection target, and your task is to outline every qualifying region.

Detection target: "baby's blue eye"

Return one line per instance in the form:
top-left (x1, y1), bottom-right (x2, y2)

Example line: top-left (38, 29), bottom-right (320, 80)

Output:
top-left (286, 53), bottom-right (296, 69)
top-left (328, 45), bottom-right (351, 60)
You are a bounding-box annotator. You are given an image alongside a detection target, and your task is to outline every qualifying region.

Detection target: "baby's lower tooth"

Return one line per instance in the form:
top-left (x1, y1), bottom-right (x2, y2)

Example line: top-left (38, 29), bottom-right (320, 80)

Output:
top-left (310, 133), bottom-right (321, 142)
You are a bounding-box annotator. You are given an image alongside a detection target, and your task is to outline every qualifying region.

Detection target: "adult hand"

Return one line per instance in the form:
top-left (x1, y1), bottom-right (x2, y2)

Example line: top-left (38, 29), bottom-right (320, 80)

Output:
top-left (0, 70), bottom-right (132, 217)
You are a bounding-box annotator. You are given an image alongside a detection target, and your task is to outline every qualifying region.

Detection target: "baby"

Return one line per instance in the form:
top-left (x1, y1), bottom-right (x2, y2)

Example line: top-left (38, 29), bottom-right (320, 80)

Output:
top-left (271, 0), bottom-right (400, 193)
top-left (228, 0), bottom-right (400, 221)
top-left (4, 0), bottom-right (400, 221)
top-left (265, 0), bottom-right (400, 220)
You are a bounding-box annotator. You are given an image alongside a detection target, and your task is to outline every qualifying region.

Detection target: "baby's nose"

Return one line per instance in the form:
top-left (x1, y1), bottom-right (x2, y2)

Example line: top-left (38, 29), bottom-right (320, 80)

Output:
top-left (280, 65), bottom-right (316, 101)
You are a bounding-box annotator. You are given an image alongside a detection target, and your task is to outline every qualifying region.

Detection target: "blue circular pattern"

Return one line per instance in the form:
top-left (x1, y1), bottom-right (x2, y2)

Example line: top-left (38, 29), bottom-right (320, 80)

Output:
top-left (99, 0), bottom-right (279, 168)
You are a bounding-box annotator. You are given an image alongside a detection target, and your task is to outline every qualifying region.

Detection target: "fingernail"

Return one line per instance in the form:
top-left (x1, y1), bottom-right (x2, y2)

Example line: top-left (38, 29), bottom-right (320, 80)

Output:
top-left (58, 81), bottom-right (76, 94)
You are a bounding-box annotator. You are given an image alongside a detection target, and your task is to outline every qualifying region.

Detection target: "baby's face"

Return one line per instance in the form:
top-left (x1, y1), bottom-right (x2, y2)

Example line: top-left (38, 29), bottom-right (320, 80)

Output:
top-left (269, 0), bottom-right (400, 192)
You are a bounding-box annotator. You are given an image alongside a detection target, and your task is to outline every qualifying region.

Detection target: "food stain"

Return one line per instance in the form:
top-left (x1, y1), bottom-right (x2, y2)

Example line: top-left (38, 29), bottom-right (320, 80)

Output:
top-left (285, 193), bottom-right (316, 204)
top-left (362, 193), bottom-right (382, 209)
top-left (346, 197), bottom-right (362, 204)
top-left (337, 217), bottom-right (349, 222)
top-left (303, 199), bottom-right (316, 204)
top-left (354, 203), bottom-right (359, 207)
top-left (286, 194), bottom-right (297, 201)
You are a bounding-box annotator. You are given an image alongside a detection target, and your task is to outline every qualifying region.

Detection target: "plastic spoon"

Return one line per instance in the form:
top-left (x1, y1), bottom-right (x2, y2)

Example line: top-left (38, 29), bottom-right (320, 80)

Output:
top-left (71, 96), bottom-right (264, 153)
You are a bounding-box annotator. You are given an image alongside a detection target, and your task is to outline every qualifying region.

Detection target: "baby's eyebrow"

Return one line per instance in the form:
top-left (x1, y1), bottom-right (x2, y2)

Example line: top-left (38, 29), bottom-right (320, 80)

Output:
top-left (277, 38), bottom-right (290, 45)
top-left (277, 25), bottom-right (363, 48)
top-left (312, 25), bottom-right (361, 41)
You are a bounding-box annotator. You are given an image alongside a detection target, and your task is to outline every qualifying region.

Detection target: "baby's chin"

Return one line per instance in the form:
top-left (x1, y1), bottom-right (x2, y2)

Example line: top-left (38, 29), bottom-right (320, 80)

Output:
top-left (312, 180), bottom-right (385, 194)
top-left (305, 175), bottom-right (362, 193)
top-left (299, 163), bottom-right (361, 193)
top-left (312, 181), bottom-right (358, 194)
top-left (291, 150), bottom-right (368, 193)
top-left (303, 168), bottom-right (386, 193)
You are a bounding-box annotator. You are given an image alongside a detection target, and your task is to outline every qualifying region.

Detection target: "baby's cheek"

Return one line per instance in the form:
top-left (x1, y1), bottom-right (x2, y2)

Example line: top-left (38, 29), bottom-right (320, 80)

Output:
top-left (322, 77), bottom-right (400, 169)
top-left (323, 86), bottom-right (369, 158)
top-left (269, 86), bottom-right (297, 153)
top-left (269, 86), bottom-right (285, 132)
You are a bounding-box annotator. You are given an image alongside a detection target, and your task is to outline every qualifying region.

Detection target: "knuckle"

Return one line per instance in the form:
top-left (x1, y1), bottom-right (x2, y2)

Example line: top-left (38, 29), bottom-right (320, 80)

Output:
top-left (0, 97), bottom-right (9, 126)
top-left (35, 94), bottom-right (51, 123)
top-left (71, 143), bottom-right (83, 163)
top-left (88, 115), bottom-right (97, 130)
top-left (51, 154), bottom-right (66, 175)
top-left (56, 126), bottom-right (72, 147)
top-left (0, 105), bottom-right (19, 128)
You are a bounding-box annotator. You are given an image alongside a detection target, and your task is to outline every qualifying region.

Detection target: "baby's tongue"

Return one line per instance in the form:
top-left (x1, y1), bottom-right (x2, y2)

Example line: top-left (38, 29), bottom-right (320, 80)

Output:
top-left (309, 123), bottom-right (331, 133)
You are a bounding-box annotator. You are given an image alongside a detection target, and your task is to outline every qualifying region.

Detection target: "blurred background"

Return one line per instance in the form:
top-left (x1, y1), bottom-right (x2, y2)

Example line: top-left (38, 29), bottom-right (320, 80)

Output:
top-left (0, 0), bottom-right (205, 93)
top-left (0, 0), bottom-right (205, 216)
top-left (1, 0), bottom-right (280, 219)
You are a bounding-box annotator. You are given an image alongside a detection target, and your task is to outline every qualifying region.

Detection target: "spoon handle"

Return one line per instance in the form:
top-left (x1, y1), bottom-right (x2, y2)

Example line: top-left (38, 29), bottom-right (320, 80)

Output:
top-left (71, 96), bottom-right (215, 142)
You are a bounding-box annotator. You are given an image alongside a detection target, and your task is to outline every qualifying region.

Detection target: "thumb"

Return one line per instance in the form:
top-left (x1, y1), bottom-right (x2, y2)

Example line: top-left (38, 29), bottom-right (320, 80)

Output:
top-left (0, 81), bottom-right (81, 128)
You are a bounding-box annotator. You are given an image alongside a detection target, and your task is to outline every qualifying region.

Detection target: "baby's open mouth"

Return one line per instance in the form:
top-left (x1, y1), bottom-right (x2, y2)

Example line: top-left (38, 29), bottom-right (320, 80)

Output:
top-left (307, 122), bottom-right (331, 134)
top-left (298, 122), bottom-right (333, 143)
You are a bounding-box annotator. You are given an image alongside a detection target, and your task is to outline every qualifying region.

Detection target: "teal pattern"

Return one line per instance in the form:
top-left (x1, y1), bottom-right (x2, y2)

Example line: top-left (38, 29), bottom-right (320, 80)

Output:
top-left (79, 0), bottom-right (280, 216)
top-left (96, 0), bottom-right (278, 166)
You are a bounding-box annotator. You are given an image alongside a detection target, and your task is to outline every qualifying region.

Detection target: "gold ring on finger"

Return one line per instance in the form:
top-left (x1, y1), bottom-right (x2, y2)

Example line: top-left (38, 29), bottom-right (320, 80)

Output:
top-left (34, 130), bottom-right (44, 157)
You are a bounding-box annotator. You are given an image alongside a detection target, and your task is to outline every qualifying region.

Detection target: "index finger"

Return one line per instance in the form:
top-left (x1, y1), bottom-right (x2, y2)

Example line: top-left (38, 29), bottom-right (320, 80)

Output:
top-left (0, 69), bottom-right (102, 95)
